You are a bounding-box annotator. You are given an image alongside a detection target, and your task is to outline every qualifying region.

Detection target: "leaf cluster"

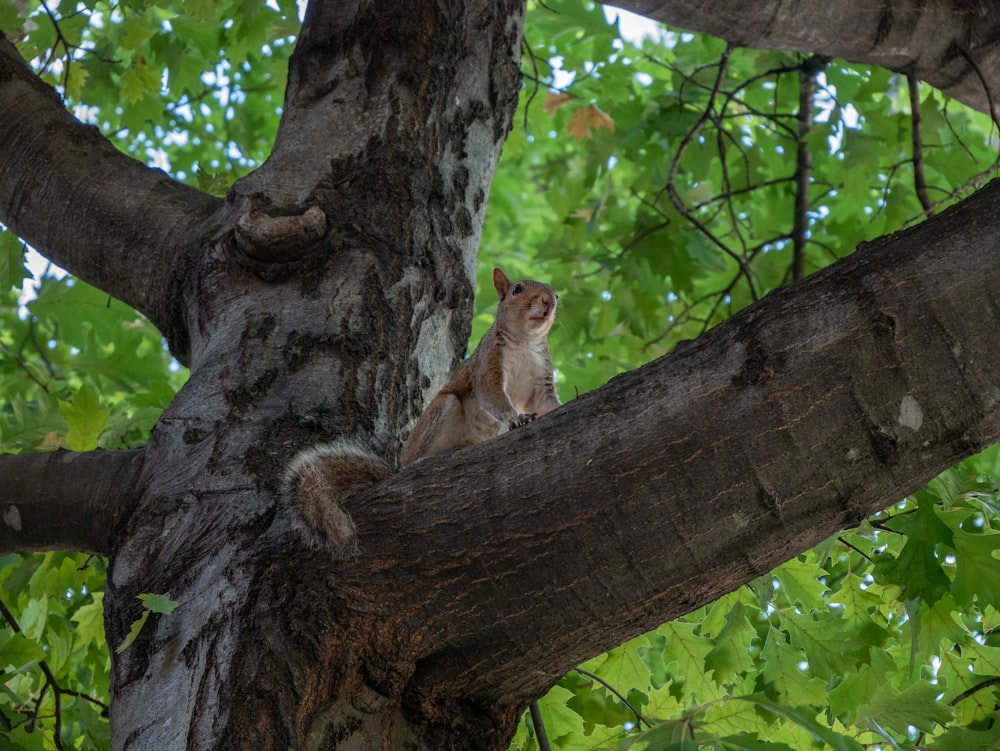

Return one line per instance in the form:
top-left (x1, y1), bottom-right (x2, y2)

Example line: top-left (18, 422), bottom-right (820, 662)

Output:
top-left (0, 553), bottom-right (108, 750)
top-left (1, 273), bottom-right (186, 454)
top-left (1, 0), bottom-right (297, 185)
top-left (481, 0), bottom-right (998, 400)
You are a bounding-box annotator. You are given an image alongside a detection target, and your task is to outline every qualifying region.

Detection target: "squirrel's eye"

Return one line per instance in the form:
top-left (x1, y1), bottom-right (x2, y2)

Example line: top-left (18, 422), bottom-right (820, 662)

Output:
top-left (513, 283), bottom-right (524, 294)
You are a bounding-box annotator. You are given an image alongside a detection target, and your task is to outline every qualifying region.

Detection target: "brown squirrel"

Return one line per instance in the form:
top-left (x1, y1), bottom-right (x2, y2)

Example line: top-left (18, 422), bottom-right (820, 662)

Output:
top-left (400, 267), bottom-right (560, 466)
top-left (285, 268), bottom-right (560, 555)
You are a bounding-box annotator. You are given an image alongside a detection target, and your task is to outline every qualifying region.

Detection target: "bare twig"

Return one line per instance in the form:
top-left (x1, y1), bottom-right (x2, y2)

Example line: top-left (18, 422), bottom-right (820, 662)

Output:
top-left (574, 666), bottom-right (651, 729)
top-left (792, 57), bottom-right (825, 281)
top-left (521, 37), bottom-right (541, 129)
top-left (902, 49), bottom-right (1000, 226)
top-left (664, 44), bottom-right (761, 301)
top-left (907, 74), bottom-right (933, 216)
top-left (836, 535), bottom-right (875, 564)
top-left (0, 595), bottom-right (111, 748)
top-left (528, 700), bottom-right (552, 751)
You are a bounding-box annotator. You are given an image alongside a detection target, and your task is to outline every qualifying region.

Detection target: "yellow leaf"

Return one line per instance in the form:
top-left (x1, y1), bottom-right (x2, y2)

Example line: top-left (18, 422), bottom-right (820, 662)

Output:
top-left (543, 91), bottom-right (575, 114)
top-left (37, 431), bottom-right (64, 451)
top-left (566, 103), bottom-right (615, 140)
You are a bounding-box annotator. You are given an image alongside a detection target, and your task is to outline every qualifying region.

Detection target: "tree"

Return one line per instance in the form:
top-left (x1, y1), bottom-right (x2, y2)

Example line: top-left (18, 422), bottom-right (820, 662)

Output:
top-left (3, 0), bottom-right (1000, 749)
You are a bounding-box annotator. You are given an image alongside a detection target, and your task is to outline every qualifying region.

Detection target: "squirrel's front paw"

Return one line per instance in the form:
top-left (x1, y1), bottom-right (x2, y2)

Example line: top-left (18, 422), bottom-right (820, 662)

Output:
top-left (510, 412), bottom-right (538, 430)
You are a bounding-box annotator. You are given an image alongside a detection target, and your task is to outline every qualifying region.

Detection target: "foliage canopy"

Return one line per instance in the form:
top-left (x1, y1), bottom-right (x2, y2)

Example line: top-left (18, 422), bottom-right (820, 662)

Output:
top-left (2, 0), bottom-right (1000, 749)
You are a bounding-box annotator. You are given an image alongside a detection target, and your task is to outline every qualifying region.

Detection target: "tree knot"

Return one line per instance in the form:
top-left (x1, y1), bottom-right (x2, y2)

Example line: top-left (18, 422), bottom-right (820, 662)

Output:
top-left (233, 206), bottom-right (327, 279)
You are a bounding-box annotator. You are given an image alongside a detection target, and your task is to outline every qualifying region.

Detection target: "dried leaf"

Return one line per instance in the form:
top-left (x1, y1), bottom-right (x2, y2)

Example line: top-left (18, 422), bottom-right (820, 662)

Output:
top-left (566, 103), bottom-right (615, 140)
top-left (544, 90), bottom-right (575, 114)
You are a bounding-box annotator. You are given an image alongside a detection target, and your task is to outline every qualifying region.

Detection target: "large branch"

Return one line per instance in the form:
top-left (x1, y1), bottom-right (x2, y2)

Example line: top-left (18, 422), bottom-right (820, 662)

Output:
top-left (332, 177), bottom-right (1000, 716)
top-left (606, 0), bottom-right (1000, 117)
top-left (0, 449), bottom-right (145, 556)
top-left (0, 35), bottom-right (222, 363)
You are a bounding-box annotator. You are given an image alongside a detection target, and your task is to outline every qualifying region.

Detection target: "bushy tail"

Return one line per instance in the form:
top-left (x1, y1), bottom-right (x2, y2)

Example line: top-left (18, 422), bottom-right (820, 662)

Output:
top-left (284, 441), bottom-right (391, 557)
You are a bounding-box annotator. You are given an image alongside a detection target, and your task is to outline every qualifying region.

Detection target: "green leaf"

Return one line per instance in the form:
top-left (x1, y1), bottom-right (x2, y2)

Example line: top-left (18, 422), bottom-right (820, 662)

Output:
top-left (828, 663), bottom-right (883, 724)
top-left (704, 601), bottom-right (756, 685)
top-left (828, 572), bottom-right (885, 618)
top-left (782, 609), bottom-right (883, 680)
top-left (758, 627), bottom-right (828, 706)
top-left (952, 529), bottom-right (1000, 610)
top-left (772, 557), bottom-right (828, 611)
top-left (855, 679), bottom-right (953, 734)
top-left (70, 591), bottom-right (105, 645)
top-left (119, 60), bottom-right (163, 105)
top-left (733, 695), bottom-right (865, 751)
top-left (717, 733), bottom-right (797, 751)
top-left (0, 631), bottom-right (45, 673)
top-left (59, 384), bottom-right (111, 451)
top-left (115, 609), bottom-right (150, 654)
top-left (657, 621), bottom-right (717, 703)
top-left (19, 596), bottom-right (48, 640)
top-left (139, 592), bottom-right (179, 615)
top-left (934, 723), bottom-right (1000, 751)
top-left (0, 230), bottom-right (27, 291)
top-left (615, 719), bottom-right (698, 750)
top-left (873, 495), bottom-right (954, 604)
top-left (116, 593), bottom-right (177, 653)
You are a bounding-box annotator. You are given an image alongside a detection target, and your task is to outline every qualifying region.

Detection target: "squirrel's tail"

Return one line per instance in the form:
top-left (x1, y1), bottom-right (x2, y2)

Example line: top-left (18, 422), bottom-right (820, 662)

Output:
top-left (284, 441), bottom-right (391, 557)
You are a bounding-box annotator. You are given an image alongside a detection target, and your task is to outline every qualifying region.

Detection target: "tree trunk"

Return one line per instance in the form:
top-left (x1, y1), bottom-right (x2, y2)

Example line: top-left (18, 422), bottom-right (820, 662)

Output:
top-left (4, 1), bottom-right (1000, 750)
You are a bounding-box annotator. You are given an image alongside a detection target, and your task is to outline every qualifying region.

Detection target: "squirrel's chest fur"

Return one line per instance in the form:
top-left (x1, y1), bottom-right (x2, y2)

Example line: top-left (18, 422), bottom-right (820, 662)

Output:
top-left (500, 340), bottom-right (552, 414)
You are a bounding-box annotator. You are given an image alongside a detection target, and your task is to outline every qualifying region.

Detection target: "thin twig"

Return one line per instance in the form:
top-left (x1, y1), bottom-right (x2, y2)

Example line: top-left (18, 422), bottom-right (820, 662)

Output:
top-left (528, 700), bottom-right (552, 751)
top-left (792, 57), bottom-right (824, 281)
top-left (907, 74), bottom-right (933, 216)
top-left (521, 37), bottom-right (541, 130)
top-left (664, 44), bottom-right (759, 301)
top-left (574, 666), bottom-right (651, 729)
top-left (902, 49), bottom-right (1000, 226)
top-left (914, 676), bottom-right (1000, 748)
top-left (961, 48), bottom-right (1000, 131)
top-left (0, 341), bottom-right (50, 392)
top-left (837, 535), bottom-right (875, 564)
top-left (950, 676), bottom-right (1000, 706)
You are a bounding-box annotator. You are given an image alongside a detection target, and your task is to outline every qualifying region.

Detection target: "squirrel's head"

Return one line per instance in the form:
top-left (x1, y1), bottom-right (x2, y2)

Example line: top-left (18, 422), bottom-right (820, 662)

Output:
top-left (493, 267), bottom-right (558, 337)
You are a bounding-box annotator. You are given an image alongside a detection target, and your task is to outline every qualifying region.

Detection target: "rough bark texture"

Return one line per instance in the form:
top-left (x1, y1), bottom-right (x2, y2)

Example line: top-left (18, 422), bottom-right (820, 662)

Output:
top-left (94, 2), bottom-right (528, 749)
top-left (606, 0), bottom-right (1000, 117)
top-left (352, 180), bottom-right (1000, 713)
top-left (3, 1), bottom-right (1000, 750)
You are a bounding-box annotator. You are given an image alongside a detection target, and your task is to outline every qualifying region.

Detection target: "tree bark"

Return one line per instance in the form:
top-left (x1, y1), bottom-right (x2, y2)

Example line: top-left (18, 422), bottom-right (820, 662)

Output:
top-left (89, 1), bottom-right (528, 749)
top-left (0, 35), bottom-right (221, 364)
top-left (0, 449), bottom-right (143, 556)
top-left (352, 177), bottom-right (1000, 717)
top-left (4, 1), bottom-right (1000, 750)
top-left (606, 0), bottom-right (1000, 118)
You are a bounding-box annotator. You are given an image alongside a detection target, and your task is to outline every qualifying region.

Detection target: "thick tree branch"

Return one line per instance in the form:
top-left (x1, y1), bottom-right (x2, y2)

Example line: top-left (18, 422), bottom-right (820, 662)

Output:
top-left (0, 449), bottom-right (144, 556)
top-left (607, 0), bottom-right (1000, 117)
top-left (320, 177), bottom-right (1000, 716)
top-left (0, 34), bottom-right (222, 363)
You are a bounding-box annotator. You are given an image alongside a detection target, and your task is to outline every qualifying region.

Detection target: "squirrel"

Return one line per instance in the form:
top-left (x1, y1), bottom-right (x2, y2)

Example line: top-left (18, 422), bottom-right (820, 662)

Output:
top-left (400, 267), bottom-right (560, 466)
top-left (284, 267), bottom-right (560, 555)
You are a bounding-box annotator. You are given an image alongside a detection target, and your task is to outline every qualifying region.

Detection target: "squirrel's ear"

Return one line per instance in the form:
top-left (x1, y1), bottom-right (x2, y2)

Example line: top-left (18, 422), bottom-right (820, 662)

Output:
top-left (493, 268), bottom-right (511, 299)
